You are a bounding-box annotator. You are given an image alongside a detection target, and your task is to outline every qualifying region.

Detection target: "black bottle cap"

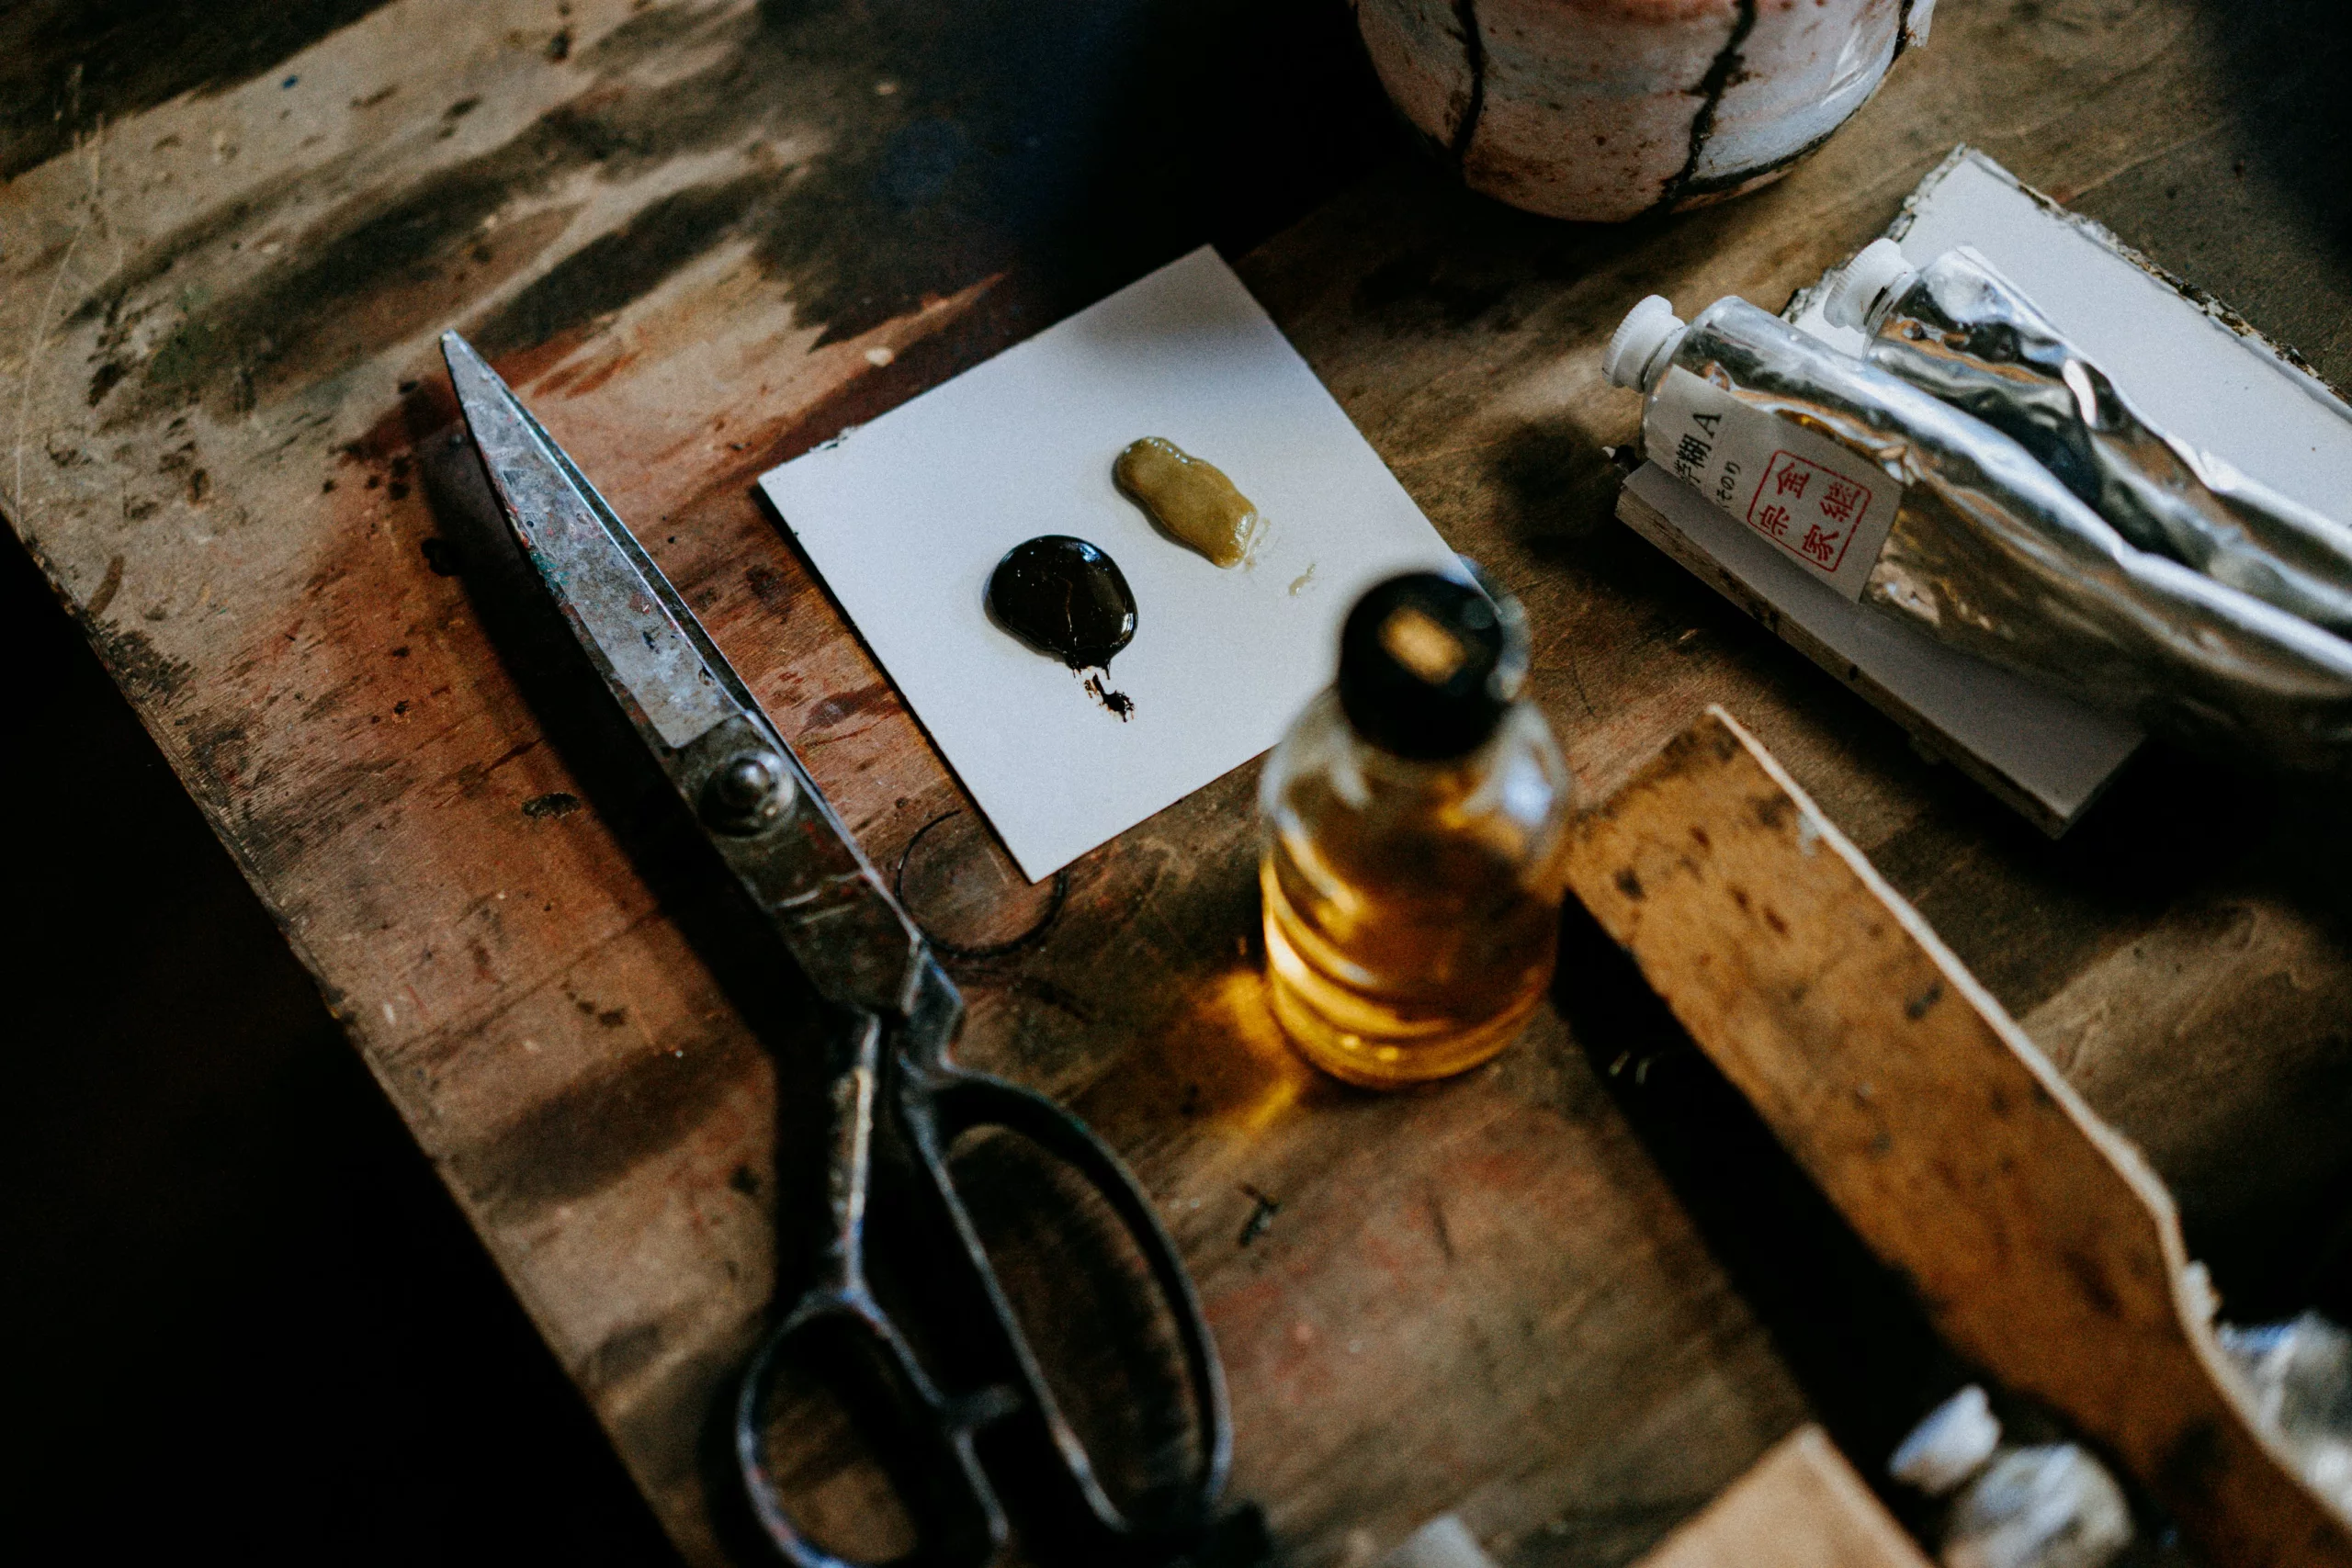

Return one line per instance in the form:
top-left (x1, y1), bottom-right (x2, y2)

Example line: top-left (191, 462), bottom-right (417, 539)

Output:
top-left (1337, 571), bottom-right (1522, 761)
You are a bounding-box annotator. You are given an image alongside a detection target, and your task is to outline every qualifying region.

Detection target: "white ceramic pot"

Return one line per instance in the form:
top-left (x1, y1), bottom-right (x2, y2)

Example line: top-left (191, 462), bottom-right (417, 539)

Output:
top-left (1357, 0), bottom-right (1933, 222)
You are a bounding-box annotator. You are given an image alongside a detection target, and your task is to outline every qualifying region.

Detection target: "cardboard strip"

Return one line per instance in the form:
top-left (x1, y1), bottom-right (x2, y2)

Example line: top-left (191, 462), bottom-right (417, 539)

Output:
top-left (1564, 708), bottom-right (2352, 1568)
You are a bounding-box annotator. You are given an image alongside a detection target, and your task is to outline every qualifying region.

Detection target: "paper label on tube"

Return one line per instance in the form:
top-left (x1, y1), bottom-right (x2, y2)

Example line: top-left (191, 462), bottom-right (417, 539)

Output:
top-left (1647, 366), bottom-right (1902, 602)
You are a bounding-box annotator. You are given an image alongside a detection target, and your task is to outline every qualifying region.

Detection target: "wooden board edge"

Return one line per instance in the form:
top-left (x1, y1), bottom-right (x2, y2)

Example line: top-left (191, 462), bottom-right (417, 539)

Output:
top-left (1566, 706), bottom-right (2352, 1568)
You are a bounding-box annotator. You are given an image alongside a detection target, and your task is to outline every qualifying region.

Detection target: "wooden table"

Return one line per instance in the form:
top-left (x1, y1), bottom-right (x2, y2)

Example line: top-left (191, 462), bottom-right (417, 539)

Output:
top-left (8, 2), bottom-right (2351, 1562)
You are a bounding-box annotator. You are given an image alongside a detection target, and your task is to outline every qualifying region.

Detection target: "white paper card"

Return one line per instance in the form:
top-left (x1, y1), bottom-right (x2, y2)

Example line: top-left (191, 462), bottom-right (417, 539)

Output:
top-left (760, 246), bottom-right (1461, 882)
top-left (1648, 367), bottom-right (1903, 600)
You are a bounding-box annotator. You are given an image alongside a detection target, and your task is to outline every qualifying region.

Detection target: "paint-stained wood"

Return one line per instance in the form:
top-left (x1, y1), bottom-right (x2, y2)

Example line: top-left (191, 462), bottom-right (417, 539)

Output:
top-left (1564, 708), bottom-right (2352, 1568)
top-left (1630, 1426), bottom-right (1930, 1568)
top-left (5, 1), bottom-right (2351, 1564)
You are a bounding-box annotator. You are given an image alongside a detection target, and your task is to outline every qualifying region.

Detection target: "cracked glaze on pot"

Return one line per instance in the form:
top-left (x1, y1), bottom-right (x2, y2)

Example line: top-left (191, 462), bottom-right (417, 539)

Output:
top-left (1358, 0), bottom-right (1913, 222)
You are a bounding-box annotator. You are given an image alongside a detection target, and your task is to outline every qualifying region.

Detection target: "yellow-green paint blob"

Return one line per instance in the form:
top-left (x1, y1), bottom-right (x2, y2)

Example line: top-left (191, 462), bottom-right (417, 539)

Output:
top-left (1114, 436), bottom-right (1261, 568)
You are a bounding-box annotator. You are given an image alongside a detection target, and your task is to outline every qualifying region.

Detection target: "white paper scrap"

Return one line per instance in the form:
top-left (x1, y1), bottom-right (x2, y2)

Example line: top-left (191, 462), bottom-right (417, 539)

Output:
top-left (760, 246), bottom-right (1461, 882)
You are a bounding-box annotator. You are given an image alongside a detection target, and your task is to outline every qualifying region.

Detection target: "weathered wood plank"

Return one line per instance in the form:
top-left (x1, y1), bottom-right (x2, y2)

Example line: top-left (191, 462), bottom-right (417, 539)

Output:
top-left (1562, 707), bottom-right (2351, 1568)
top-left (5, 1), bottom-right (2350, 1562)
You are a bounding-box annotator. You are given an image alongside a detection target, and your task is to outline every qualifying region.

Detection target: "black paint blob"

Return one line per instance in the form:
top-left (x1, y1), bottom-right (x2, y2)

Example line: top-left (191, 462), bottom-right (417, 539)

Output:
top-left (986, 535), bottom-right (1137, 670)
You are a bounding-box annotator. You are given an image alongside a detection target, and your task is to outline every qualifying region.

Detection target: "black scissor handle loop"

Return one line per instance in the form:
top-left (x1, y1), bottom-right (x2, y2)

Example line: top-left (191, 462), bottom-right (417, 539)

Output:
top-left (900, 1062), bottom-right (1233, 1558)
top-left (736, 1284), bottom-right (1010, 1568)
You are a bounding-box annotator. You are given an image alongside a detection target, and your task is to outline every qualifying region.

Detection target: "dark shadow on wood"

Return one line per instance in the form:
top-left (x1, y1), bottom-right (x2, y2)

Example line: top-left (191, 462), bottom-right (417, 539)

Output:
top-left (1550, 895), bottom-right (1965, 1539)
top-left (0, 502), bottom-right (684, 1563)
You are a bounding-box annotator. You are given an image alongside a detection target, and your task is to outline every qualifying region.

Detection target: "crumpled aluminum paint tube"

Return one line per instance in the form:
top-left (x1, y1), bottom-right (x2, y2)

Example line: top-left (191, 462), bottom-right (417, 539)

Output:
top-left (1604, 293), bottom-right (2352, 772)
top-left (1826, 240), bottom-right (2352, 639)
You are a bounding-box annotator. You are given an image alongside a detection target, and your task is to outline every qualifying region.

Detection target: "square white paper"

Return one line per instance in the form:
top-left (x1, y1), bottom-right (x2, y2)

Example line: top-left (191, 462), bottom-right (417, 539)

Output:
top-left (760, 246), bottom-right (1460, 881)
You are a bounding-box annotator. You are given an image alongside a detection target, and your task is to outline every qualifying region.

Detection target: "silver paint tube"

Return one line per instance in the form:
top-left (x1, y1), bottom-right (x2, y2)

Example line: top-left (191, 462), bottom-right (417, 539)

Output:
top-left (1827, 241), bottom-right (2352, 638)
top-left (1603, 293), bottom-right (2352, 772)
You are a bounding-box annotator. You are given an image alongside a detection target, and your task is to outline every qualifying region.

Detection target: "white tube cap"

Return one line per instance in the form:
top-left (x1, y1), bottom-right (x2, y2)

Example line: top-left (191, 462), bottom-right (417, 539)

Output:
top-left (1604, 295), bottom-right (1687, 391)
top-left (1826, 238), bottom-right (1918, 333)
top-left (1890, 1384), bottom-right (2003, 1496)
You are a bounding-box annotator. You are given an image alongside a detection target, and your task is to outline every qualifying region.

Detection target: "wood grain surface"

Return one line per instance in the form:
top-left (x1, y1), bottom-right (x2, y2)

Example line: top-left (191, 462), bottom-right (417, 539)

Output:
top-left (1565, 708), bottom-right (2352, 1568)
top-left (6, 2), bottom-right (2352, 1564)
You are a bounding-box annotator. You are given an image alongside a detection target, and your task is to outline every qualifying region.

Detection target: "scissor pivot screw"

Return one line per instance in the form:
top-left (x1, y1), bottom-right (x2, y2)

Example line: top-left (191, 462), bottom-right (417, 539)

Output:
top-left (704, 750), bottom-right (794, 833)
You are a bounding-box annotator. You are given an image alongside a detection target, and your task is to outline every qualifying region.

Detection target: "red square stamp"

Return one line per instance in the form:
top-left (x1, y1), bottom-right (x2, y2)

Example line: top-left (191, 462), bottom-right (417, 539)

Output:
top-left (1747, 451), bottom-right (1872, 575)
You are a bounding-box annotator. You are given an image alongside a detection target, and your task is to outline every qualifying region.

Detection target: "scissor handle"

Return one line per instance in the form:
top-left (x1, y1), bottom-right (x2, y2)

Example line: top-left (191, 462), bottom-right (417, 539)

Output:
top-left (735, 1282), bottom-right (1014, 1568)
top-left (895, 1060), bottom-right (1234, 1563)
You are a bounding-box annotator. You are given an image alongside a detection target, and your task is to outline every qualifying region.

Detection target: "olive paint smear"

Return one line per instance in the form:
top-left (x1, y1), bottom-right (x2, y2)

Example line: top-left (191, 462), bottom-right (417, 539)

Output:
top-left (78, 0), bottom-right (1393, 428)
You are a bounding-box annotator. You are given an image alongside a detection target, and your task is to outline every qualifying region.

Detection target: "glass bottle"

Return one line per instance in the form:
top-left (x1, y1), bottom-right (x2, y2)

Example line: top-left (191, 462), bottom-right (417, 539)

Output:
top-left (1258, 571), bottom-right (1575, 1088)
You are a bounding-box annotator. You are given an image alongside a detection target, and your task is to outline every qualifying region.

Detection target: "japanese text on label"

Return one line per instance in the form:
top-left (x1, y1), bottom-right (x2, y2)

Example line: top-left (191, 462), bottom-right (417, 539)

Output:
top-left (1646, 366), bottom-right (1901, 602)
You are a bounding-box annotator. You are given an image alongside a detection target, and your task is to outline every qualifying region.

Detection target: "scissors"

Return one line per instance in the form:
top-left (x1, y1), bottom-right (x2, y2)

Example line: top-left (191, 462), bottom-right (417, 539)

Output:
top-left (443, 333), bottom-right (1233, 1568)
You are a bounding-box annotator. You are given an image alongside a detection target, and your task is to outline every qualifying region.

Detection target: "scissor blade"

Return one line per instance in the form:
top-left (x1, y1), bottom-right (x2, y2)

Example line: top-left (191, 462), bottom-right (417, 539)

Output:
top-left (444, 330), bottom-right (741, 752)
top-left (442, 331), bottom-right (955, 1029)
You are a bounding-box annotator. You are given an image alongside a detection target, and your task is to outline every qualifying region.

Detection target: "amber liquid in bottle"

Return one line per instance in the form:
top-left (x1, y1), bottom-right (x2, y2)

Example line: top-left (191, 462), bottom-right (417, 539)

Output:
top-left (1259, 696), bottom-right (1569, 1088)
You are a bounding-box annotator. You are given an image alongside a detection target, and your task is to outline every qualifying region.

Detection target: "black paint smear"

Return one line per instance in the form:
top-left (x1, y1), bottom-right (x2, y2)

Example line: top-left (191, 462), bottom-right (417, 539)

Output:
top-left (122, 142), bottom-right (556, 419)
top-left (469, 175), bottom-right (773, 363)
top-left (0, 0), bottom-right (400, 179)
top-left (1084, 670), bottom-right (1136, 721)
top-left (86, 0), bottom-right (1396, 422)
top-left (731, 0), bottom-right (1398, 346)
top-left (1352, 243), bottom-right (1518, 328)
top-left (85, 359), bottom-right (129, 406)
top-left (468, 1033), bottom-right (763, 1220)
